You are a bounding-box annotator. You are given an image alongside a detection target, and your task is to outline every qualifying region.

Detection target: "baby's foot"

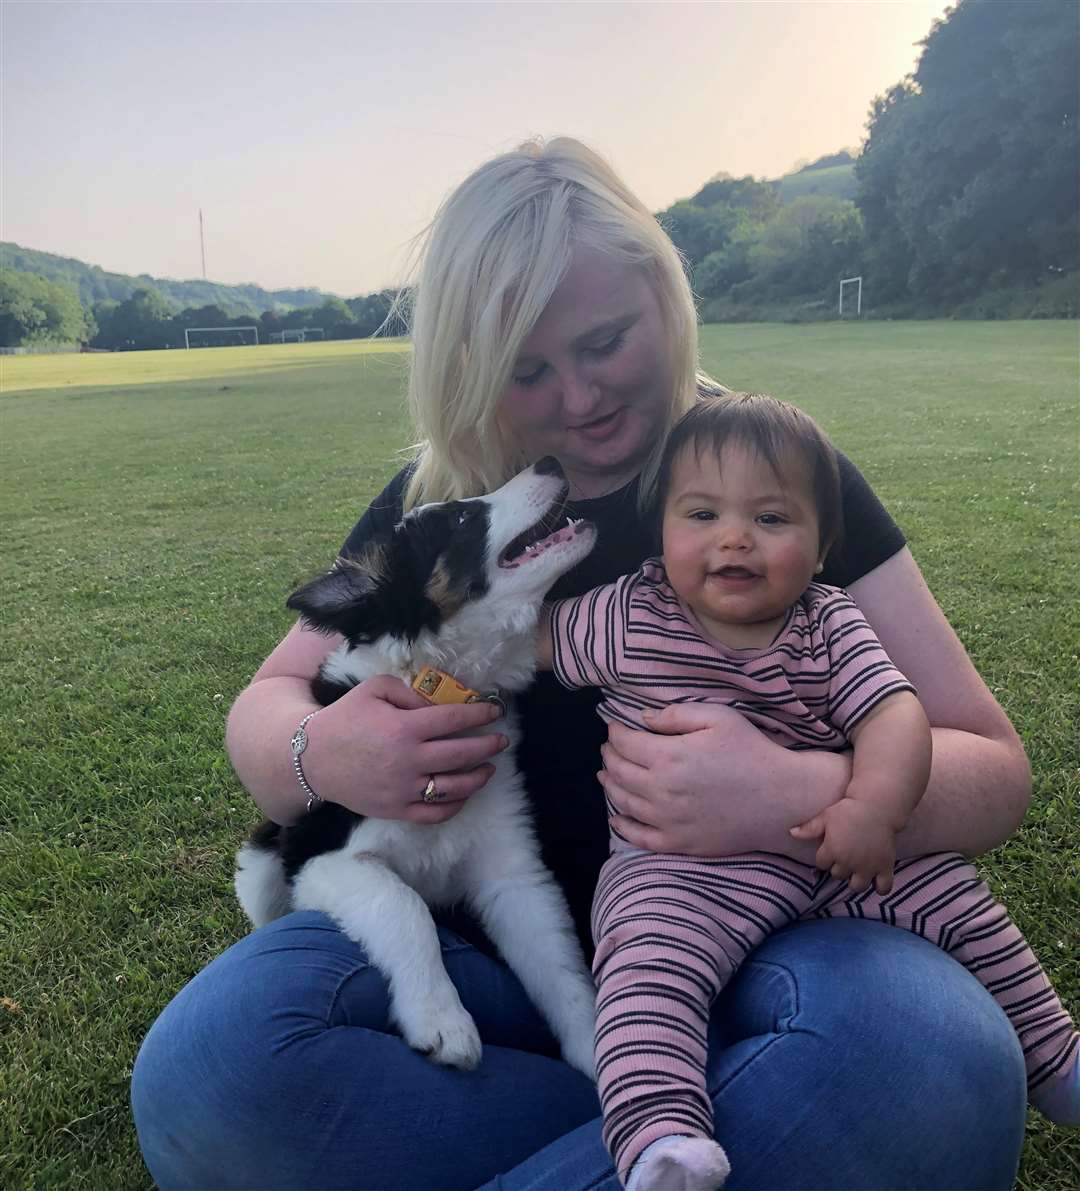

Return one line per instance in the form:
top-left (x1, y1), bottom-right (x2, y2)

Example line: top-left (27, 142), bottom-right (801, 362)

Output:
top-left (626, 1135), bottom-right (731, 1191)
top-left (1030, 1053), bottom-right (1080, 1126)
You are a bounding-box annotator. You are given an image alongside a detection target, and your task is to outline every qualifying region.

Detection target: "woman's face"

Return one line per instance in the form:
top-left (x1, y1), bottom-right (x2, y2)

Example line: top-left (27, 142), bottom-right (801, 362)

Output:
top-left (498, 248), bottom-right (675, 500)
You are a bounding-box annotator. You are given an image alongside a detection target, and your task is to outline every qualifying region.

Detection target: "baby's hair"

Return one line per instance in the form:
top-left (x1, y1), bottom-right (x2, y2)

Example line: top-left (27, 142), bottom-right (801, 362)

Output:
top-left (658, 394), bottom-right (843, 552)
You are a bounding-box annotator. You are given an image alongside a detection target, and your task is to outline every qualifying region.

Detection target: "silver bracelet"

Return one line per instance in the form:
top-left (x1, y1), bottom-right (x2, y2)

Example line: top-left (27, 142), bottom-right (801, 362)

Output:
top-left (290, 711), bottom-right (325, 814)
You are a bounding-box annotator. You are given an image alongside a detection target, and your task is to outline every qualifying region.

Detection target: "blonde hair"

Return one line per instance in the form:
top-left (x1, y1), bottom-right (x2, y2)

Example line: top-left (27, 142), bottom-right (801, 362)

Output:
top-left (395, 137), bottom-right (718, 511)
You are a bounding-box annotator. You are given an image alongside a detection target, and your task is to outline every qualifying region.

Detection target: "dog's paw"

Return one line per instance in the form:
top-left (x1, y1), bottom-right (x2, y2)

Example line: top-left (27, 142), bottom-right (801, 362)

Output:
top-left (560, 1028), bottom-right (597, 1081)
top-left (554, 977), bottom-right (597, 1079)
top-left (400, 1006), bottom-right (483, 1071)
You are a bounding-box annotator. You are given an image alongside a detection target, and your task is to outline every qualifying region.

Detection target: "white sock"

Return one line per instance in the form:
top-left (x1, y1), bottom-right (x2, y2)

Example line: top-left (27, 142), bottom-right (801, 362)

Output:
top-left (1030, 1055), bottom-right (1080, 1127)
top-left (625, 1134), bottom-right (731, 1191)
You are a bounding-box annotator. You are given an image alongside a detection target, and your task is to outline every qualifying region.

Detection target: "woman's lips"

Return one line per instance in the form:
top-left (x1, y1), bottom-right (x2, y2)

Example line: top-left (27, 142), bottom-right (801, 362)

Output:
top-left (570, 407), bottom-right (625, 441)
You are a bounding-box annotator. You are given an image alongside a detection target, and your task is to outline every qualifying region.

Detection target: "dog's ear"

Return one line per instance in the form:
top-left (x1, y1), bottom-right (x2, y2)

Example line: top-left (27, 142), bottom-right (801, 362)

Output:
top-left (286, 552), bottom-right (383, 640)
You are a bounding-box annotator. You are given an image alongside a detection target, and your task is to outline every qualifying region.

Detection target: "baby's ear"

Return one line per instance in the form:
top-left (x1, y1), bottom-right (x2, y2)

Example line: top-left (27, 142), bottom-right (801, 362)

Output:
top-left (286, 553), bottom-right (382, 639)
top-left (815, 537), bottom-right (834, 575)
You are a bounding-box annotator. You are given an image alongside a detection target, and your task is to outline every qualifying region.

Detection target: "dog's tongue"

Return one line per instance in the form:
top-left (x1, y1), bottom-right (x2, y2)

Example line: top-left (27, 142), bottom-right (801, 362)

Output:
top-left (502, 519), bottom-right (585, 567)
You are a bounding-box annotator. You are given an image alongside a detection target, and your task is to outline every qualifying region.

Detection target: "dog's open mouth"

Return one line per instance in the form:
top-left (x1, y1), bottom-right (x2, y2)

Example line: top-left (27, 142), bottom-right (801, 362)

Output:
top-left (499, 496), bottom-right (588, 569)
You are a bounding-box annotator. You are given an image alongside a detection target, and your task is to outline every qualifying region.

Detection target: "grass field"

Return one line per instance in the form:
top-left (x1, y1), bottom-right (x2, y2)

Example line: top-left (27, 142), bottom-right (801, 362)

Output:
top-left (2, 324), bottom-right (1078, 1188)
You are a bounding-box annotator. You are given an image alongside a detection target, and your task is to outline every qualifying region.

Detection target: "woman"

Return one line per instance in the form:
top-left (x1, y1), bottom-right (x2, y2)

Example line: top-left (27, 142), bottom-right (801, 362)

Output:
top-left (132, 138), bottom-right (1031, 1190)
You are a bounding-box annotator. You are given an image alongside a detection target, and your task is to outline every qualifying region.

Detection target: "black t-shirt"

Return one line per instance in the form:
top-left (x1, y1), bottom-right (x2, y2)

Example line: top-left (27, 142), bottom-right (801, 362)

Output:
top-left (340, 454), bottom-right (905, 954)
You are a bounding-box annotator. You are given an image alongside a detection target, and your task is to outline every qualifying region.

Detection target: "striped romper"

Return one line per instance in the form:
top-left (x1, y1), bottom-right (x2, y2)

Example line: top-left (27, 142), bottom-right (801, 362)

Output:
top-left (550, 560), bottom-right (1078, 1179)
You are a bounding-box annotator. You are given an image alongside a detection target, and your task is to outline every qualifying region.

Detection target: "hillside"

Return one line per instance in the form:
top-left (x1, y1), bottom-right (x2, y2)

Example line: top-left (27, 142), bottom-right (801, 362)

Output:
top-left (776, 162), bottom-right (856, 204)
top-left (694, 152), bottom-right (857, 208)
top-left (0, 242), bottom-right (333, 317)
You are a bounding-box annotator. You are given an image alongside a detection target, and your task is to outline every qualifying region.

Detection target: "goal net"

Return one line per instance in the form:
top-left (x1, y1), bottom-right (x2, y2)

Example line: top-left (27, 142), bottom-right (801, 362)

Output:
top-left (838, 277), bottom-right (862, 318)
top-left (184, 325), bottom-right (259, 348)
top-left (268, 327), bottom-right (326, 344)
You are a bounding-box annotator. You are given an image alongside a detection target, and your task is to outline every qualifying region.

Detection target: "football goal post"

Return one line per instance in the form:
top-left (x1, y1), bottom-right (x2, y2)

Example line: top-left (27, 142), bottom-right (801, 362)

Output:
top-left (184, 326), bottom-right (259, 348)
top-left (268, 327), bottom-right (326, 344)
top-left (838, 277), bottom-right (862, 317)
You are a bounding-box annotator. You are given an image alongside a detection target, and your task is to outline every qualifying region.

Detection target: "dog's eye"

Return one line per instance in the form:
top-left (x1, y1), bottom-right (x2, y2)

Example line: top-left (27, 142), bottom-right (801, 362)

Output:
top-left (457, 510), bottom-right (469, 526)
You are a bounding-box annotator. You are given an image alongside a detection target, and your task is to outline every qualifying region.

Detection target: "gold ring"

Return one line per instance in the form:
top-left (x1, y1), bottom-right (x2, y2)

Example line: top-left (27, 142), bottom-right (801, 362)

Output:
top-left (422, 776), bottom-right (442, 803)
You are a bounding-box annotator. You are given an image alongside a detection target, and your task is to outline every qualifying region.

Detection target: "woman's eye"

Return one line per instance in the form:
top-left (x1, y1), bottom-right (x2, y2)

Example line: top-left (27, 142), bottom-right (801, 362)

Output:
top-left (589, 331), bottom-right (625, 358)
top-left (512, 364), bottom-right (546, 387)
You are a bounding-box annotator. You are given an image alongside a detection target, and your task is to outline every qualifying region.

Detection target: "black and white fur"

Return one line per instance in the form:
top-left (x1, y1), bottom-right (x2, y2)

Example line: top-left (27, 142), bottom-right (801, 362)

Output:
top-left (235, 457), bottom-right (598, 1076)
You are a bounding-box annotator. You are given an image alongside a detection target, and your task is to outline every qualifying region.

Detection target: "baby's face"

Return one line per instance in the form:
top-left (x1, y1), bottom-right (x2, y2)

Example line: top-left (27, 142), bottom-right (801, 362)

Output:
top-left (661, 442), bottom-right (825, 647)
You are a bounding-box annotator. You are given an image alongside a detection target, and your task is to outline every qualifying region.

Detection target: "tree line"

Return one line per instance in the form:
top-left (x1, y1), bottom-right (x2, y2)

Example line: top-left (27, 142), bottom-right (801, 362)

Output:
top-left (1, 0), bottom-right (1075, 350)
top-left (88, 288), bottom-right (399, 351)
top-left (0, 272), bottom-right (398, 351)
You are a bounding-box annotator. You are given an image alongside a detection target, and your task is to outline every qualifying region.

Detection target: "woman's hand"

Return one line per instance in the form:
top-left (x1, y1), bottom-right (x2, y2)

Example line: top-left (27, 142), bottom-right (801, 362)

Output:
top-left (301, 675), bottom-right (509, 824)
top-left (226, 618), bottom-right (510, 827)
top-left (600, 702), bottom-right (851, 858)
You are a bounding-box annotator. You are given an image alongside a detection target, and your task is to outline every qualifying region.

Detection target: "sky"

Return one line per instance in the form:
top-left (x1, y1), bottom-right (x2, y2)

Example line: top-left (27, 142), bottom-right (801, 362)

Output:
top-left (3, 1), bottom-right (951, 298)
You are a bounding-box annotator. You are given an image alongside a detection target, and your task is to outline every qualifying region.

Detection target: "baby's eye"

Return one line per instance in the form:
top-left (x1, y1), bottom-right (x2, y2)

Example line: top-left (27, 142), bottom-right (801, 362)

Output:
top-left (756, 513), bottom-right (787, 526)
top-left (689, 510), bottom-right (716, 522)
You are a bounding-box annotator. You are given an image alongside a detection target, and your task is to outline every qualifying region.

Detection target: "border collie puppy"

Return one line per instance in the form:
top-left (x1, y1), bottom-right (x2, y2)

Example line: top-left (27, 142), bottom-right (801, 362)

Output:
top-left (235, 457), bottom-right (597, 1076)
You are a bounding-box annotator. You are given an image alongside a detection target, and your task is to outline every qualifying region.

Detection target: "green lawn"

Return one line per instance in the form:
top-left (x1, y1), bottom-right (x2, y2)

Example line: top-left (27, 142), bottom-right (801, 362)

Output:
top-left (2, 323), bottom-right (1078, 1188)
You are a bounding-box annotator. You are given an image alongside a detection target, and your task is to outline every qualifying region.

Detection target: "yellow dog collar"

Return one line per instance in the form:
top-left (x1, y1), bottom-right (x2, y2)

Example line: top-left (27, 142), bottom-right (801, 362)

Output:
top-left (411, 666), bottom-right (506, 716)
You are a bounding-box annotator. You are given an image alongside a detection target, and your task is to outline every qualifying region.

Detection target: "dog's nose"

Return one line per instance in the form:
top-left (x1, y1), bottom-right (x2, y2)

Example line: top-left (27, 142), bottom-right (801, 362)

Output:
top-left (534, 456), bottom-right (564, 477)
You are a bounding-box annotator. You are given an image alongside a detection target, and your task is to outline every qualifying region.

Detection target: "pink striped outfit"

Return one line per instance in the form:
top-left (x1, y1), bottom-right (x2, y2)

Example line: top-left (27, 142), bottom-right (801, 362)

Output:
top-left (550, 561), bottom-right (1078, 1180)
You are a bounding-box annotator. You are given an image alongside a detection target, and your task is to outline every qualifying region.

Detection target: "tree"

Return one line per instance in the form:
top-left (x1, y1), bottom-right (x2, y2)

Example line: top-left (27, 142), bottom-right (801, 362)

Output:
top-left (311, 296), bottom-right (355, 338)
top-left (0, 269), bottom-right (94, 346)
top-left (92, 287), bottom-right (174, 350)
top-left (658, 176), bottom-right (781, 281)
top-left (689, 175), bottom-right (779, 221)
top-left (745, 197), bottom-right (865, 298)
top-left (658, 201), bottom-right (734, 268)
top-left (855, 0), bottom-right (1080, 301)
top-left (692, 236), bottom-right (756, 299)
top-left (346, 290), bottom-right (400, 338)
top-left (177, 304), bottom-right (230, 329)
top-left (853, 83), bottom-right (920, 301)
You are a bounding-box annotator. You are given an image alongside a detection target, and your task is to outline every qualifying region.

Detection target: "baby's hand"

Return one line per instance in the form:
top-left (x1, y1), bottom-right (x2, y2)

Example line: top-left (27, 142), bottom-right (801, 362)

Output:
top-left (790, 800), bottom-right (897, 894)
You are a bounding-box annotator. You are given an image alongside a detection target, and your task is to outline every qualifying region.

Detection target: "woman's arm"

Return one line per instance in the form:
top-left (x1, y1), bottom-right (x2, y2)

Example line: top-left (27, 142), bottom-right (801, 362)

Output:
top-left (601, 548), bottom-right (1030, 861)
top-left (226, 619), bottom-right (507, 826)
top-left (790, 691), bottom-right (933, 892)
top-left (600, 705), bottom-right (848, 861)
top-left (847, 547), bottom-right (1031, 857)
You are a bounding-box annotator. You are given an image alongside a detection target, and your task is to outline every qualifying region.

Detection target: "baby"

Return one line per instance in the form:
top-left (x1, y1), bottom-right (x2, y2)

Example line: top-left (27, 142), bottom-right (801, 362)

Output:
top-left (539, 394), bottom-right (1078, 1190)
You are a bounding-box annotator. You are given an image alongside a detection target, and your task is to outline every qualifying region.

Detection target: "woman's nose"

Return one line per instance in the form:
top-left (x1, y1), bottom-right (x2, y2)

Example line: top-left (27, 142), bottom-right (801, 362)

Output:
top-left (558, 366), bottom-right (601, 415)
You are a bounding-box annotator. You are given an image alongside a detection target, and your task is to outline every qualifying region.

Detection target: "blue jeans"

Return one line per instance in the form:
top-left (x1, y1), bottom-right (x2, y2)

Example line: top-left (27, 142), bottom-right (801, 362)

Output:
top-left (132, 913), bottom-right (1025, 1190)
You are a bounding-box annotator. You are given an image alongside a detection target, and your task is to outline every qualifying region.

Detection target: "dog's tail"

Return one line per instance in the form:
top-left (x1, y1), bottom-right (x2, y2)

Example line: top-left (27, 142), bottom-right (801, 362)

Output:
top-left (235, 823), bottom-right (293, 927)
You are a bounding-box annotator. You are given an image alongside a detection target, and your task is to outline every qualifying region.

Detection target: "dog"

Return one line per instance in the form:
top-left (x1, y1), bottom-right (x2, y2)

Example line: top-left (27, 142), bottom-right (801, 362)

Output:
top-left (234, 456), bottom-right (598, 1076)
